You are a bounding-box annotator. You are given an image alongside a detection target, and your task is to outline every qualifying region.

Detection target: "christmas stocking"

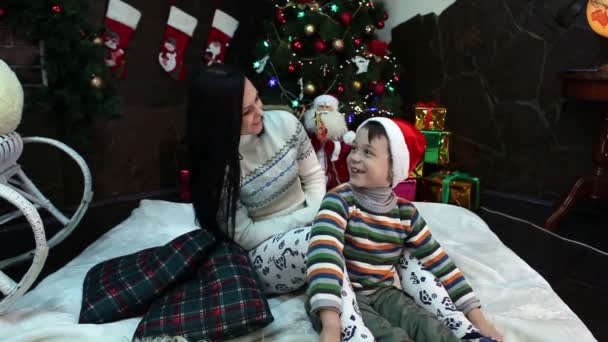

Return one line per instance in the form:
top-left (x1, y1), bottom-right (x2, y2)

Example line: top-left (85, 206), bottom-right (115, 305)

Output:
top-left (203, 9), bottom-right (239, 65)
top-left (103, 0), bottom-right (141, 79)
top-left (158, 6), bottom-right (198, 80)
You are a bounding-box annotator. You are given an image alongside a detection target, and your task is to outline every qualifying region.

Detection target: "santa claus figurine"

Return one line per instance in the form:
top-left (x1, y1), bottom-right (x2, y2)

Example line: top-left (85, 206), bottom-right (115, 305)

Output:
top-left (303, 95), bottom-right (355, 190)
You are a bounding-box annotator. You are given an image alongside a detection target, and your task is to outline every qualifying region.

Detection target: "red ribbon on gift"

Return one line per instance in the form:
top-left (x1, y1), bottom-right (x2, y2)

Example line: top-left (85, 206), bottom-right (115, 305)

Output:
top-left (416, 101), bottom-right (438, 130)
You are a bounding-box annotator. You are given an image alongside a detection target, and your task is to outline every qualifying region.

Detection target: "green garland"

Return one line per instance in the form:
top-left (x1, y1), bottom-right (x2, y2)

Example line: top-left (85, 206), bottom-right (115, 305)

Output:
top-left (2, 0), bottom-right (119, 139)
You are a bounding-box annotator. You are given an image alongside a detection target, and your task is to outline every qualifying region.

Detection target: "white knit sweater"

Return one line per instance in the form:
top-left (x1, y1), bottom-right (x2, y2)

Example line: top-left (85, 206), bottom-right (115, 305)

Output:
top-left (231, 110), bottom-right (325, 250)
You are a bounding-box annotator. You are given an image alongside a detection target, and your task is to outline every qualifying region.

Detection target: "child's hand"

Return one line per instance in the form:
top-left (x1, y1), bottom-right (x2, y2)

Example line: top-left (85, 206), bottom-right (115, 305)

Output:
top-left (319, 327), bottom-right (341, 342)
top-left (319, 309), bottom-right (341, 342)
top-left (467, 308), bottom-right (503, 341)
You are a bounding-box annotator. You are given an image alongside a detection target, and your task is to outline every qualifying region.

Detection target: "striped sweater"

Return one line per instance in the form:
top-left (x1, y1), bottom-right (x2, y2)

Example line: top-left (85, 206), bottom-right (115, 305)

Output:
top-left (306, 184), bottom-right (480, 315)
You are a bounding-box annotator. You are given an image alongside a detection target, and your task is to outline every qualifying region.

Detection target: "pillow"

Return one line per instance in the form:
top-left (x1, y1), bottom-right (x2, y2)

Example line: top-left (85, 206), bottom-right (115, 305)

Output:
top-left (79, 229), bottom-right (217, 324)
top-left (133, 242), bottom-right (274, 341)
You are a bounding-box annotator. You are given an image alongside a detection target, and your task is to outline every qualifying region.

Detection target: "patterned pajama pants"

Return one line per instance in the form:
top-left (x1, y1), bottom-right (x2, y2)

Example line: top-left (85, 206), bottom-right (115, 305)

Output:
top-left (249, 227), bottom-right (481, 341)
top-left (248, 227), bottom-right (374, 341)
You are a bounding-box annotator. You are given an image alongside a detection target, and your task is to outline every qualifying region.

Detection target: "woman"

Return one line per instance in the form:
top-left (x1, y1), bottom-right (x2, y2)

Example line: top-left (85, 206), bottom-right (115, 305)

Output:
top-left (187, 64), bottom-right (325, 293)
top-left (187, 65), bottom-right (374, 341)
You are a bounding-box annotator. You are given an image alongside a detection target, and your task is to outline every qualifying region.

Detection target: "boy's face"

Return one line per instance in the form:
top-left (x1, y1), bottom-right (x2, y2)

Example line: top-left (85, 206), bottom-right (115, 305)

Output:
top-left (347, 126), bottom-right (392, 188)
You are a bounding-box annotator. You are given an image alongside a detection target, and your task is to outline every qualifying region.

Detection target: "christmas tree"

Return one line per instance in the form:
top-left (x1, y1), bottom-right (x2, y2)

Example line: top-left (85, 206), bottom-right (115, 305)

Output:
top-left (251, 0), bottom-right (402, 128)
top-left (2, 0), bottom-right (120, 141)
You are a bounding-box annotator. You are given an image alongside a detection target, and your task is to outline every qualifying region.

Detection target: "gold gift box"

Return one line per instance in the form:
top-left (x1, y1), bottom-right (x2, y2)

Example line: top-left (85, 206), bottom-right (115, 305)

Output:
top-left (409, 162), bottom-right (424, 178)
top-left (415, 103), bottom-right (447, 131)
top-left (417, 172), bottom-right (480, 209)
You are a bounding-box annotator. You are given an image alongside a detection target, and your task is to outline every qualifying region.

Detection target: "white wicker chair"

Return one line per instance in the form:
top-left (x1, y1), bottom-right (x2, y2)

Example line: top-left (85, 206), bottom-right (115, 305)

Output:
top-left (0, 132), bottom-right (92, 313)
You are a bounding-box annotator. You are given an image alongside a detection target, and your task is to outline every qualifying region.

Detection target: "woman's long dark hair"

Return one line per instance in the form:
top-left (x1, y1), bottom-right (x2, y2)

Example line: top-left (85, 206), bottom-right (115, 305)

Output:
top-left (187, 64), bottom-right (244, 241)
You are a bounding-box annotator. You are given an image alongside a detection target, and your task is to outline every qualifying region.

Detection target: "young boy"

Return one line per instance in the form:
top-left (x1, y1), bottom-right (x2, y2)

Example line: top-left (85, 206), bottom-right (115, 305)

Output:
top-left (306, 118), bottom-right (502, 341)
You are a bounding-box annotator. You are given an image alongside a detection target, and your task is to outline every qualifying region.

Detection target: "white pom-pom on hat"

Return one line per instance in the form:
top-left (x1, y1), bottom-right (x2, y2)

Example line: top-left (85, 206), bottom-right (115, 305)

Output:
top-left (343, 130), bottom-right (356, 145)
top-left (0, 59), bottom-right (24, 135)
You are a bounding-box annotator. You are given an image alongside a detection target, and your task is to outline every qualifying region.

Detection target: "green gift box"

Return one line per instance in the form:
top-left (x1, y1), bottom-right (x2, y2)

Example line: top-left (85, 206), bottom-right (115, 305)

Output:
top-left (422, 130), bottom-right (450, 165)
top-left (418, 171), bottom-right (480, 209)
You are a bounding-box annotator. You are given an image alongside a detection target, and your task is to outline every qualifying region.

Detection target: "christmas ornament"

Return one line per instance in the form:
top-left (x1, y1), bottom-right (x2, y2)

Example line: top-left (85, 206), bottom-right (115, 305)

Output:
top-left (276, 9), bottom-right (287, 24)
top-left (0, 60), bottom-right (24, 135)
top-left (304, 24), bottom-right (316, 36)
top-left (351, 55), bottom-right (370, 74)
top-left (103, 0), bottom-right (142, 79)
top-left (376, 21), bottom-right (385, 29)
top-left (368, 40), bottom-right (388, 56)
top-left (314, 39), bottom-right (327, 53)
top-left (90, 76), bottom-right (104, 89)
top-left (394, 74), bottom-right (400, 82)
top-left (304, 82), bottom-right (316, 95)
top-left (340, 12), bottom-right (352, 25)
top-left (254, 55), bottom-right (270, 74)
top-left (332, 39), bottom-right (345, 51)
top-left (354, 38), bottom-right (363, 46)
top-left (0, 8), bottom-right (5, 17)
top-left (353, 80), bottom-right (362, 91)
top-left (337, 85), bottom-right (345, 93)
top-left (383, 11), bottom-right (389, 20)
top-left (204, 9), bottom-right (239, 66)
top-left (288, 64), bottom-right (297, 73)
top-left (292, 40), bottom-right (304, 51)
top-left (365, 25), bottom-right (375, 34)
top-left (159, 6), bottom-right (198, 80)
top-left (374, 81), bottom-right (385, 95)
top-left (52, 4), bottom-right (62, 13)
top-left (93, 36), bottom-right (104, 45)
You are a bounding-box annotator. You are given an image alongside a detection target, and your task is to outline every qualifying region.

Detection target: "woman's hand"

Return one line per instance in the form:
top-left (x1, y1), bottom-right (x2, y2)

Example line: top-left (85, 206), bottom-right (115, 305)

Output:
top-left (467, 308), bottom-right (503, 341)
top-left (319, 309), bottom-right (341, 342)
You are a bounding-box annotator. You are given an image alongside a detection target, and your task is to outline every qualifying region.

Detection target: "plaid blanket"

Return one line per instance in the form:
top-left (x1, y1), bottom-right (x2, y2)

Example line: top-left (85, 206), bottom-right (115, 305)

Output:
top-left (79, 229), bottom-right (273, 341)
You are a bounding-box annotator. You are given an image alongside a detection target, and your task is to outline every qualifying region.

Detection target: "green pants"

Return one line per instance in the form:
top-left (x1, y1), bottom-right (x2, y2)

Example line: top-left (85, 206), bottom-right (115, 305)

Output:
top-left (309, 287), bottom-right (461, 342)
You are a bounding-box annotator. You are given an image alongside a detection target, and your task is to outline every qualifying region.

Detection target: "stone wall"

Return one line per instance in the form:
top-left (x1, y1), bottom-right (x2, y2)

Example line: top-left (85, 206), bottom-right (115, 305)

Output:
top-left (389, 0), bottom-right (608, 199)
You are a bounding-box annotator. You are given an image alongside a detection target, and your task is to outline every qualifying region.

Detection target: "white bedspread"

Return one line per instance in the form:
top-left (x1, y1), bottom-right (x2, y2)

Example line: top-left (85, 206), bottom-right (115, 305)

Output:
top-left (0, 200), bottom-right (597, 342)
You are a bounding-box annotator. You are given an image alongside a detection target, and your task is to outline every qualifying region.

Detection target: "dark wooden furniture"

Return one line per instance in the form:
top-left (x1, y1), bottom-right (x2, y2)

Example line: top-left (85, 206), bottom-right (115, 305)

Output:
top-left (545, 70), bottom-right (608, 230)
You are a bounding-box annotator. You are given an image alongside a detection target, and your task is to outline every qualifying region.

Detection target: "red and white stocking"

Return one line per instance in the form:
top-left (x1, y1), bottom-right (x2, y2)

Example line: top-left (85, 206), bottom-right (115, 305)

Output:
top-left (158, 6), bottom-right (198, 80)
top-left (203, 9), bottom-right (239, 66)
top-left (103, 0), bottom-right (141, 79)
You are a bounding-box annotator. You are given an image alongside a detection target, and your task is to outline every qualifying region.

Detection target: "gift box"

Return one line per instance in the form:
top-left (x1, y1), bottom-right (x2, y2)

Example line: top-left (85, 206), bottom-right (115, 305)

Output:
top-left (422, 130), bottom-right (450, 165)
top-left (394, 178), bottom-right (417, 201)
top-left (417, 171), bottom-right (480, 209)
top-left (409, 162), bottom-right (424, 178)
top-left (415, 101), bottom-right (447, 131)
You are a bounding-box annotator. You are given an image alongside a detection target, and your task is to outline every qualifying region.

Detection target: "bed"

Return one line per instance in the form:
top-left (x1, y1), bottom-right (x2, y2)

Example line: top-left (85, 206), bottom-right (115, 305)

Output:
top-left (0, 199), bottom-right (597, 342)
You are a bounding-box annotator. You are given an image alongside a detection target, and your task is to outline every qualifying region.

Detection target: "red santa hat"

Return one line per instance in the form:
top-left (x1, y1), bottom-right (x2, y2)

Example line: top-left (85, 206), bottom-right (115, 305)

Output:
top-left (358, 117), bottom-right (426, 188)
